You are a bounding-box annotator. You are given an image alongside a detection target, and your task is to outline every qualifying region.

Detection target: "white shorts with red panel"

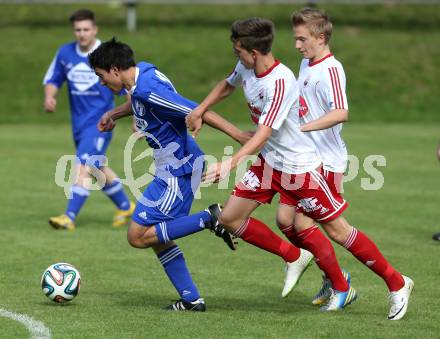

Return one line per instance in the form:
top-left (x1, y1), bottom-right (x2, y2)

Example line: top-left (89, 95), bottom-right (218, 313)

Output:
top-left (232, 155), bottom-right (348, 223)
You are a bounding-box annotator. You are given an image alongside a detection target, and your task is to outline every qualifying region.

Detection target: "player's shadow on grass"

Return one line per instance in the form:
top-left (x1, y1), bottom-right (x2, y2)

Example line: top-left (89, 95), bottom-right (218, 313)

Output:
top-left (37, 301), bottom-right (77, 308)
top-left (108, 289), bottom-right (317, 315)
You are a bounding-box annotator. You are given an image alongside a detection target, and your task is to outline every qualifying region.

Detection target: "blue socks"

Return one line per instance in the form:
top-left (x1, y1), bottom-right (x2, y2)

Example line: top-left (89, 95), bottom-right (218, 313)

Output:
top-left (65, 185), bottom-right (90, 221)
top-left (157, 245), bottom-right (200, 302)
top-left (102, 179), bottom-right (130, 210)
top-left (155, 211), bottom-right (211, 243)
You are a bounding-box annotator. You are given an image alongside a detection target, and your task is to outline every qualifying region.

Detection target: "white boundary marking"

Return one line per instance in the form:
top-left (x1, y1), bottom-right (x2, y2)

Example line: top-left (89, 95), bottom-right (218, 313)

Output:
top-left (0, 307), bottom-right (51, 339)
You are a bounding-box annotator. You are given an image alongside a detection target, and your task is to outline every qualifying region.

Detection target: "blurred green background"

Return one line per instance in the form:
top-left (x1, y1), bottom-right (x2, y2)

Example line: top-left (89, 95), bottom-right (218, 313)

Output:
top-left (1, 3), bottom-right (439, 125)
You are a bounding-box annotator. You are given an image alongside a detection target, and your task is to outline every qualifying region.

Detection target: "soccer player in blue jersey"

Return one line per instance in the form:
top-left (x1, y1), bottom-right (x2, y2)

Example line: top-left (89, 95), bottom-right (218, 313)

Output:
top-left (43, 9), bottom-right (134, 230)
top-left (88, 38), bottom-right (248, 311)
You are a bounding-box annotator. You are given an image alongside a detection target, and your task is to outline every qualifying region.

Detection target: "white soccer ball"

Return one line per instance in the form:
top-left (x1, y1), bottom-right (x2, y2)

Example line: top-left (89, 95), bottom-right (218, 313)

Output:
top-left (41, 263), bottom-right (81, 303)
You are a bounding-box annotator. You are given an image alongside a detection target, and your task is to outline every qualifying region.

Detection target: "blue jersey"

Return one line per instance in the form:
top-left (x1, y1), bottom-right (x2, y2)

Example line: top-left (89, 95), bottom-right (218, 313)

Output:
top-left (43, 40), bottom-right (114, 139)
top-left (130, 62), bottom-right (204, 178)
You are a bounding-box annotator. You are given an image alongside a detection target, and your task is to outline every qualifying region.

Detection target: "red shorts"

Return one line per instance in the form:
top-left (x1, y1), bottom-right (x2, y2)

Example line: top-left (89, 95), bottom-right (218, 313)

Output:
top-left (233, 155), bottom-right (348, 223)
top-left (322, 169), bottom-right (344, 195)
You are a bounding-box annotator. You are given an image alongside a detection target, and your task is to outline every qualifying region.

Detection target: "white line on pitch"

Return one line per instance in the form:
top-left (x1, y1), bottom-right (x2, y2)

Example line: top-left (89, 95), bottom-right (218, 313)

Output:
top-left (0, 307), bottom-right (51, 339)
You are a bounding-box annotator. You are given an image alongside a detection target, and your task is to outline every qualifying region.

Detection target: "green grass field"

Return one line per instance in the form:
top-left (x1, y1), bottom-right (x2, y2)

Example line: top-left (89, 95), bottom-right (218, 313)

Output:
top-left (1, 122), bottom-right (439, 338)
top-left (1, 3), bottom-right (439, 338)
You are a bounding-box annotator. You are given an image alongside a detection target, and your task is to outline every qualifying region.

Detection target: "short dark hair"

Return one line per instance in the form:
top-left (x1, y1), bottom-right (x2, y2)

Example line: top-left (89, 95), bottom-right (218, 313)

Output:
top-left (69, 9), bottom-right (95, 24)
top-left (88, 37), bottom-right (136, 71)
top-left (230, 17), bottom-right (275, 55)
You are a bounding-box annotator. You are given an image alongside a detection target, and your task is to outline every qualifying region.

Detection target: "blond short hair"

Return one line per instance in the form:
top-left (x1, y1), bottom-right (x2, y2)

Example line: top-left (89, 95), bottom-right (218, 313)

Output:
top-left (291, 8), bottom-right (333, 44)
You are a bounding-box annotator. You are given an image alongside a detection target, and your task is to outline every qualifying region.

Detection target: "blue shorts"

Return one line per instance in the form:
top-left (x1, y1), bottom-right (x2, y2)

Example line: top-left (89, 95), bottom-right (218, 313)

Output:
top-left (132, 173), bottom-right (201, 227)
top-left (74, 126), bottom-right (113, 168)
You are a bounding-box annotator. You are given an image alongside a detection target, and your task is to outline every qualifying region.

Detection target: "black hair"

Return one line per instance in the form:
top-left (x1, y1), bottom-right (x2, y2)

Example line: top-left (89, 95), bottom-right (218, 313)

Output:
top-left (88, 37), bottom-right (136, 71)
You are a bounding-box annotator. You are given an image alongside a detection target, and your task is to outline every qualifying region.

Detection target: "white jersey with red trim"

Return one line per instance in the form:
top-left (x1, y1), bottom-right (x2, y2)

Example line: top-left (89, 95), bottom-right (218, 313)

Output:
top-left (226, 60), bottom-right (320, 174)
top-left (298, 54), bottom-right (348, 173)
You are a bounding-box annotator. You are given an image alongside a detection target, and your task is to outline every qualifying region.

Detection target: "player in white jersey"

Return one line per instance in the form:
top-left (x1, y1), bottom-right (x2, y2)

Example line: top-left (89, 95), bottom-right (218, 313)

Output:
top-left (298, 54), bottom-right (348, 179)
top-left (279, 8), bottom-right (413, 319)
top-left (186, 18), bottom-right (359, 309)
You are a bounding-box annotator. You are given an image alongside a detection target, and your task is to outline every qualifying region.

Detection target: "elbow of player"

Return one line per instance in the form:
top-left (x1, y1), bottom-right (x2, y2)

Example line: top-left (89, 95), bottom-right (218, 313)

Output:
top-left (339, 110), bottom-right (349, 123)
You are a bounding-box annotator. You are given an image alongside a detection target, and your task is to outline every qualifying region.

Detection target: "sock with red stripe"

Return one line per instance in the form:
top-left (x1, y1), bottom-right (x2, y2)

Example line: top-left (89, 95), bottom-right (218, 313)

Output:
top-left (343, 228), bottom-right (405, 292)
top-left (234, 217), bottom-right (300, 263)
top-left (294, 225), bottom-right (349, 292)
top-left (278, 223), bottom-right (302, 248)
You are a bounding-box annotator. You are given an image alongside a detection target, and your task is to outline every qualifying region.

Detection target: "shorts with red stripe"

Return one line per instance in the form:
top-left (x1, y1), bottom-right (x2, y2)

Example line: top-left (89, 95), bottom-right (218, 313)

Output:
top-left (232, 155), bottom-right (348, 223)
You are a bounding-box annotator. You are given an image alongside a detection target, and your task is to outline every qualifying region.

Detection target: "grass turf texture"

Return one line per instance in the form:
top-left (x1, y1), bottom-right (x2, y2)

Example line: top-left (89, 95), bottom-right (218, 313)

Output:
top-left (1, 3), bottom-right (439, 337)
top-left (0, 122), bottom-right (439, 338)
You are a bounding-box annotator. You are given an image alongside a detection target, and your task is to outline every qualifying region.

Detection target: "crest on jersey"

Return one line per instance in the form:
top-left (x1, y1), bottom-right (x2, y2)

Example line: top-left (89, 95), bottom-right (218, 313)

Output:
top-left (258, 89), bottom-right (264, 100)
top-left (134, 100), bottom-right (146, 116)
top-left (67, 62), bottom-right (99, 91)
top-left (303, 75), bottom-right (310, 87)
top-left (299, 96), bottom-right (309, 118)
top-left (134, 116), bottom-right (148, 131)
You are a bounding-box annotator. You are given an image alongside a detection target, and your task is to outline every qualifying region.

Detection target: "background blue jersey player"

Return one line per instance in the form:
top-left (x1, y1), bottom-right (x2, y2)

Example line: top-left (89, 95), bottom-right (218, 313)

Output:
top-left (43, 9), bottom-right (134, 230)
top-left (88, 38), bottom-right (250, 311)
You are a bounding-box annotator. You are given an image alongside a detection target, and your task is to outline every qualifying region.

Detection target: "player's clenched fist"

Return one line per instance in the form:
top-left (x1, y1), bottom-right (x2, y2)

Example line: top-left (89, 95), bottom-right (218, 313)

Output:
top-left (185, 107), bottom-right (204, 138)
top-left (98, 112), bottom-right (116, 131)
top-left (44, 97), bottom-right (57, 113)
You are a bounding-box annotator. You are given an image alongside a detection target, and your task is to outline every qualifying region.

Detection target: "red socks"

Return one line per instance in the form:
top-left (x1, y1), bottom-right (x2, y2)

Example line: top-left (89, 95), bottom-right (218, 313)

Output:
top-left (282, 224), bottom-right (348, 292)
top-left (344, 228), bottom-right (404, 291)
top-left (234, 217), bottom-right (300, 263)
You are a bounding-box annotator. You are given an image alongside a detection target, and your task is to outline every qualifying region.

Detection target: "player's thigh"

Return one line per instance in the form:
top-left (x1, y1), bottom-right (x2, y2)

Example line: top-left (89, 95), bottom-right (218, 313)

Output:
top-left (127, 221), bottom-right (149, 245)
top-left (100, 166), bottom-right (118, 183)
top-left (294, 211), bottom-right (316, 232)
top-left (73, 164), bottom-right (92, 187)
top-left (275, 202), bottom-right (316, 232)
top-left (219, 195), bottom-right (260, 229)
top-left (276, 203), bottom-right (296, 227)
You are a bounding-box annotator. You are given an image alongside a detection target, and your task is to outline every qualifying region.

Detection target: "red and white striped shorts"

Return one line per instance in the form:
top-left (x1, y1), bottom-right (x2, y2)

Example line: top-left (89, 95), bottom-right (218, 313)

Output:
top-left (232, 155), bottom-right (347, 223)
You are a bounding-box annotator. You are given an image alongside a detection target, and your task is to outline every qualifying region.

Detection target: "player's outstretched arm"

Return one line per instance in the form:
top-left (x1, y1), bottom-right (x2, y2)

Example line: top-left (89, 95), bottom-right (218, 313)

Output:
top-left (203, 124), bottom-right (272, 183)
top-left (186, 79), bottom-right (235, 136)
top-left (300, 109), bottom-right (348, 132)
top-left (44, 84), bottom-right (59, 113)
top-left (202, 110), bottom-right (252, 145)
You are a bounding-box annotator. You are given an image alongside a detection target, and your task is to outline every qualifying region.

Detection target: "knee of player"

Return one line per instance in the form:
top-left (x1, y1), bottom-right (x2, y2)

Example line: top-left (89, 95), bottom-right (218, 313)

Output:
top-left (127, 232), bottom-right (140, 248)
top-left (218, 212), bottom-right (233, 228)
top-left (322, 225), bottom-right (345, 244)
top-left (127, 225), bottom-right (151, 249)
top-left (218, 212), bottom-right (243, 234)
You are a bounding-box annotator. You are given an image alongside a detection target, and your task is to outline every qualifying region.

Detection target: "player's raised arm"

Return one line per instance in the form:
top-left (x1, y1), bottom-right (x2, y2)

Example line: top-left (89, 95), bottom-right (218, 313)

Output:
top-left (186, 79), bottom-right (236, 136)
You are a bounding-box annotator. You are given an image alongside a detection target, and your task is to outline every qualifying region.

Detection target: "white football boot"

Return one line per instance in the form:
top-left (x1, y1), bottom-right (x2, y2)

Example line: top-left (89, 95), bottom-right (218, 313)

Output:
top-left (388, 275), bottom-right (414, 320)
top-left (281, 249), bottom-right (314, 298)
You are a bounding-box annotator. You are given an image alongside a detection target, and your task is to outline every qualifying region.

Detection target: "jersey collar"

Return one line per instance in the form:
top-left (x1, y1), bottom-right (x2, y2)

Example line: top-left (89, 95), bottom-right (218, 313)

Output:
top-left (309, 53), bottom-right (333, 67)
top-left (256, 60), bottom-right (280, 78)
top-left (130, 67), bottom-right (139, 94)
top-left (76, 39), bottom-right (101, 58)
